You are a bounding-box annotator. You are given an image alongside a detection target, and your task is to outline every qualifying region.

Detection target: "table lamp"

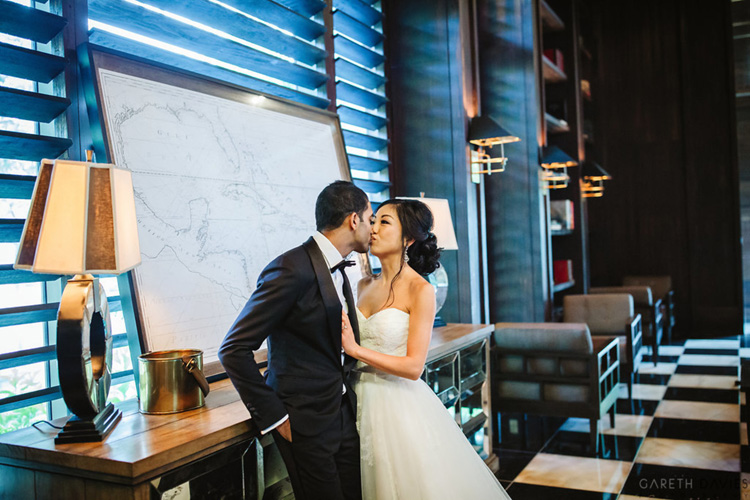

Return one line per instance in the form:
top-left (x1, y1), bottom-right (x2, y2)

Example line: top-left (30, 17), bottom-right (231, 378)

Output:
top-left (398, 195), bottom-right (458, 326)
top-left (15, 158), bottom-right (141, 443)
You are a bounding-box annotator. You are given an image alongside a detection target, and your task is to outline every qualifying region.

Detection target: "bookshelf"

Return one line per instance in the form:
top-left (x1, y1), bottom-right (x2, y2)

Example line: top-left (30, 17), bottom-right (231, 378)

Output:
top-left (537, 0), bottom-right (593, 319)
top-left (542, 55), bottom-right (567, 83)
top-left (545, 112), bottom-right (570, 134)
top-left (552, 280), bottom-right (576, 293)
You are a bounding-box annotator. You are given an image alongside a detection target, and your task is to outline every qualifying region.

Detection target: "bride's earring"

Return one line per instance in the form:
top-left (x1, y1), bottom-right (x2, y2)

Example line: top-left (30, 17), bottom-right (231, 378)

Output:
top-left (403, 246), bottom-right (410, 263)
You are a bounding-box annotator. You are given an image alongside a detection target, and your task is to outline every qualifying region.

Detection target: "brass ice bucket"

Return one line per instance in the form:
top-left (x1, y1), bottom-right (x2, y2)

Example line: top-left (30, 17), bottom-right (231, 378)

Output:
top-left (138, 349), bottom-right (210, 414)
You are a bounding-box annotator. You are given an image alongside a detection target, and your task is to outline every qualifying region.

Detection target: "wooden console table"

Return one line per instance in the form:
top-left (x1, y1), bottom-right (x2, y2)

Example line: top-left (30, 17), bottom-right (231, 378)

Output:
top-left (0, 323), bottom-right (495, 499)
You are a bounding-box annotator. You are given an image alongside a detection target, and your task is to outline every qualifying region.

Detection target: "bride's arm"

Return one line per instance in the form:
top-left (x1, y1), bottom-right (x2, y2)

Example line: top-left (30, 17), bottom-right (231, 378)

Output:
top-left (342, 280), bottom-right (436, 380)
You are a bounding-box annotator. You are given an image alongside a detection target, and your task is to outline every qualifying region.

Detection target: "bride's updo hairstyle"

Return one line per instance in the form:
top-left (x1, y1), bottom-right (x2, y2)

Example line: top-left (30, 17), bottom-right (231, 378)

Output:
top-left (378, 198), bottom-right (442, 276)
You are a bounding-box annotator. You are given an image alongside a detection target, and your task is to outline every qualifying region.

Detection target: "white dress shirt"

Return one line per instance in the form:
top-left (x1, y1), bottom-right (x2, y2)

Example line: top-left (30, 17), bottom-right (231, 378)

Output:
top-left (261, 232), bottom-right (349, 435)
top-left (312, 231), bottom-right (350, 312)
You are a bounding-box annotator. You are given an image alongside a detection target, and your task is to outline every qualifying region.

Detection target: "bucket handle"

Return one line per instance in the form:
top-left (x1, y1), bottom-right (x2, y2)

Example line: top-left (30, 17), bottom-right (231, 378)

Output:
top-left (182, 356), bottom-right (210, 396)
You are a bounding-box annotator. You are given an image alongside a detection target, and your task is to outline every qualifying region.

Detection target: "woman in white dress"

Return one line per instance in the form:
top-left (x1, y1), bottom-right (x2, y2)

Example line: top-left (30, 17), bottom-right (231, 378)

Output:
top-left (341, 199), bottom-right (511, 500)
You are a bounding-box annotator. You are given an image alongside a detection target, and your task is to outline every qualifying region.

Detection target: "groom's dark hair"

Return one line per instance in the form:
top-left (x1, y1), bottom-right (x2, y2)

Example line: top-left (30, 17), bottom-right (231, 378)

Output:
top-left (316, 181), bottom-right (369, 231)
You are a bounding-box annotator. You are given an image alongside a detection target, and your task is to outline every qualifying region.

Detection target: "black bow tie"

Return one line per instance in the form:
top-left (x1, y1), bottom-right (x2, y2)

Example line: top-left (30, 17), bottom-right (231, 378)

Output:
top-left (331, 259), bottom-right (356, 274)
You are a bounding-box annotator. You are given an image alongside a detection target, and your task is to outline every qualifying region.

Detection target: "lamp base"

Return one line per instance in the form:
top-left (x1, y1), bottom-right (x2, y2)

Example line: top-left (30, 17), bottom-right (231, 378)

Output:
top-left (55, 403), bottom-right (122, 444)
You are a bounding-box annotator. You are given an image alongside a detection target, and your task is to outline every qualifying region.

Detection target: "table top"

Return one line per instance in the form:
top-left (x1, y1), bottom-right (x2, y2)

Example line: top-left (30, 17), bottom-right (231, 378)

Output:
top-left (426, 323), bottom-right (494, 361)
top-left (0, 323), bottom-right (494, 484)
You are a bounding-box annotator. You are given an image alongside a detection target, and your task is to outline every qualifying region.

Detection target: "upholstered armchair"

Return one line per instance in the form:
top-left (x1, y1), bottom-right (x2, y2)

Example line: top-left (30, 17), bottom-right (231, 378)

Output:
top-left (624, 275), bottom-right (675, 343)
top-left (492, 323), bottom-right (620, 454)
top-left (563, 294), bottom-right (643, 399)
top-left (591, 285), bottom-right (663, 364)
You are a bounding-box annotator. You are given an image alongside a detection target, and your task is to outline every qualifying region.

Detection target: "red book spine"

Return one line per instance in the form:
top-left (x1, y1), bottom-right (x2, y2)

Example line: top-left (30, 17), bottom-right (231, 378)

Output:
top-left (543, 49), bottom-right (564, 72)
top-left (553, 260), bottom-right (573, 284)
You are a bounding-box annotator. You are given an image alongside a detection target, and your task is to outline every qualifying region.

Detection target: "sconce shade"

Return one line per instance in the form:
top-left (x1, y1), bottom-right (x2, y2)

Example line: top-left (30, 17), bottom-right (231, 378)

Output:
top-left (398, 197), bottom-right (459, 250)
top-left (582, 161), bottom-right (612, 181)
top-left (541, 145), bottom-right (578, 168)
top-left (581, 161), bottom-right (612, 198)
top-left (15, 159), bottom-right (141, 275)
top-left (540, 146), bottom-right (576, 189)
top-left (468, 115), bottom-right (520, 147)
top-left (468, 116), bottom-right (520, 178)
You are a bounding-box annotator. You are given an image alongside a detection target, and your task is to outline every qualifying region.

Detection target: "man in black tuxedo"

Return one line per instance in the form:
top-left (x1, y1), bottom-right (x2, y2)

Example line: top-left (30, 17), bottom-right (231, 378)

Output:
top-left (219, 181), bottom-right (372, 500)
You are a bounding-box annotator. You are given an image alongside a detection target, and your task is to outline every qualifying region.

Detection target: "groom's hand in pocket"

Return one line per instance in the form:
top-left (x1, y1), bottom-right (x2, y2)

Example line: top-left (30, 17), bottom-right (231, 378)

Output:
top-left (277, 419), bottom-right (293, 442)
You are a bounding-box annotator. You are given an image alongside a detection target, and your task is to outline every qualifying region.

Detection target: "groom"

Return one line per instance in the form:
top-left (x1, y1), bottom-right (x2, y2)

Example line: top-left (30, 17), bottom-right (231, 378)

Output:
top-left (219, 181), bottom-right (372, 500)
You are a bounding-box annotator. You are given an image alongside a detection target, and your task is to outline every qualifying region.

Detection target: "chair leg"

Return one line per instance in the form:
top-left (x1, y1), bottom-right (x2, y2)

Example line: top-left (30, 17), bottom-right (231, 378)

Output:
top-left (669, 319), bottom-right (673, 344)
top-left (652, 334), bottom-right (659, 367)
top-left (627, 373), bottom-right (634, 402)
top-left (590, 418), bottom-right (598, 455)
top-left (609, 406), bottom-right (616, 429)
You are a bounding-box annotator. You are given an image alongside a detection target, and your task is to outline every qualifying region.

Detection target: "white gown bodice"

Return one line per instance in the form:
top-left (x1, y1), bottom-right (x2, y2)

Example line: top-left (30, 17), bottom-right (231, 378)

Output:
top-left (356, 307), bottom-right (410, 362)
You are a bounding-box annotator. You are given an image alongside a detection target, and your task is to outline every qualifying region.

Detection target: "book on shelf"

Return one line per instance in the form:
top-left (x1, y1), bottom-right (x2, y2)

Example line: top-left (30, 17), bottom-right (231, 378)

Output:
top-left (550, 200), bottom-right (575, 231)
top-left (553, 259), bottom-right (573, 285)
top-left (543, 48), bottom-right (564, 72)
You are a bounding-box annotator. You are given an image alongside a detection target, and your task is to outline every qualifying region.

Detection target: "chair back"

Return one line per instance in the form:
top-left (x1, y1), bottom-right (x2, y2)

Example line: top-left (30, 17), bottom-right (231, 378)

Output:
top-left (494, 322), bottom-right (592, 353)
top-left (563, 294), bottom-right (634, 334)
top-left (623, 275), bottom-right (672, 300)
top-left (493, 322), bottom-right (593, 404)
top-left (591, 285), bottom-right (652, 306)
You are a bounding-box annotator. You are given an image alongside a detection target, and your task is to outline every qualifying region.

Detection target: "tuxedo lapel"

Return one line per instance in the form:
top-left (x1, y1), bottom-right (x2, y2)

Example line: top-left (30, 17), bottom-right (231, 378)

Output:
top-left (302, 238), bottom-right (342, 352)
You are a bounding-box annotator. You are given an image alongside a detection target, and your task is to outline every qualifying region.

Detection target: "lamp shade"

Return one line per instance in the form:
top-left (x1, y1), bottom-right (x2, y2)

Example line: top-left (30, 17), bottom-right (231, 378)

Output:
top-left (582, 161), bottom-right (612, 181)
top-left (541, 145), bottom-right (578, 168)
top-left (15, 159), bottom-right (141, 275)
top-left (397, 197), bottom-right (459, 250)
top-left (468, 115), bottom-right (521, 147)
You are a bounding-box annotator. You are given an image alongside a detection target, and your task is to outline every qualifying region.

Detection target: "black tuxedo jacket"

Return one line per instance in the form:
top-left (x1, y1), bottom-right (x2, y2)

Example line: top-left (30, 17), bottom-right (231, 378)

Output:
top-left (219, 237), bottom-right (358, 437)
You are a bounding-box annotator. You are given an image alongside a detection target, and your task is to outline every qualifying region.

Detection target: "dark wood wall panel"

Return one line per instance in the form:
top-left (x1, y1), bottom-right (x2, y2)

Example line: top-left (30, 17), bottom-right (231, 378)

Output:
top-left (735, 0), bottom-right (750, 96)
top-left (588, 0), bottom-right (742, 336)
top-left (733, 1), bottom-right (750, 320)
top-left (477, 0), bottom-right (547, 322)
top-left (383, 0), bottom-right (479, 323)
top-left (680, 0), bottom-right (742, 331)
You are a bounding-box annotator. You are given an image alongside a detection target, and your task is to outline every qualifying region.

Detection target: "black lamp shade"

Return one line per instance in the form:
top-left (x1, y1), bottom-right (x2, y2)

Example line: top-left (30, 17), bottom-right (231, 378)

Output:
top-left (468, 115), bottom-right (520, 146)
top-left (582, 160), bottom-right (612, 181)
top-left (541, 145), bottom-right (578, 168)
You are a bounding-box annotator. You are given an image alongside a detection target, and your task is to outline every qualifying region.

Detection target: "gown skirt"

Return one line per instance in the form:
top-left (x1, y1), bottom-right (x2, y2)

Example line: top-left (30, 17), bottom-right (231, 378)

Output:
top-left (352, 369), bottom-right (511, 499)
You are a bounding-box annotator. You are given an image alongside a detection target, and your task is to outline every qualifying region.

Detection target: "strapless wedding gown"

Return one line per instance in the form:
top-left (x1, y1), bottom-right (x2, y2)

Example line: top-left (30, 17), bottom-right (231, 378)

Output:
top-left (352, 307), bottom-right (511, 500)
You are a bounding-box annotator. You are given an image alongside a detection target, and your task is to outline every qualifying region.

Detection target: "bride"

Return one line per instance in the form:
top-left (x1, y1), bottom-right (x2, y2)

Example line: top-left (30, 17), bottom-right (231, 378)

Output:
top-left (341, 199), bottom-right (510, 500)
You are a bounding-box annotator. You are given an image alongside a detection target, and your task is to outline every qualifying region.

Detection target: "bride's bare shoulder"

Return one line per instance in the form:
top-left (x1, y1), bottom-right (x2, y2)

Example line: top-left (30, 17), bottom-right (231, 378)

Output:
top-left (401, 273), bottom-right (434, 316)
top-left (357, 273), bottom-right (377, 296)
top-left (406, 271), bottom-right (433, 297)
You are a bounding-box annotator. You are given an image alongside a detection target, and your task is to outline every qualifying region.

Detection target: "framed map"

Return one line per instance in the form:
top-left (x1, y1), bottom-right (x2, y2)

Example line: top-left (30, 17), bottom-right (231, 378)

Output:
top-left (81, 45), bottom-right (363, 378)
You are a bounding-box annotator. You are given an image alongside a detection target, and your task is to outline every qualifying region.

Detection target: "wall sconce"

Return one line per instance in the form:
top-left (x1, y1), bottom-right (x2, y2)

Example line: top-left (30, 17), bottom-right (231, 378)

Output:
top-left (541, 145), bottom-right (578, 190)
top-left (581, 161), bottom-right (612, 198)
top-left (15, 158), bottom-right (141, 443)
top-left (398, 195), bottom-right (458, 326)
top-left (468, 115), bottom-right (520, 181)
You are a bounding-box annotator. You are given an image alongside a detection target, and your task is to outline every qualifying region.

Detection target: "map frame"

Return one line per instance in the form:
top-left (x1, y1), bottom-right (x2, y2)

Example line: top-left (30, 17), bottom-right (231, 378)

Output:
top-left (80, 44), bottom-right (362, 385)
